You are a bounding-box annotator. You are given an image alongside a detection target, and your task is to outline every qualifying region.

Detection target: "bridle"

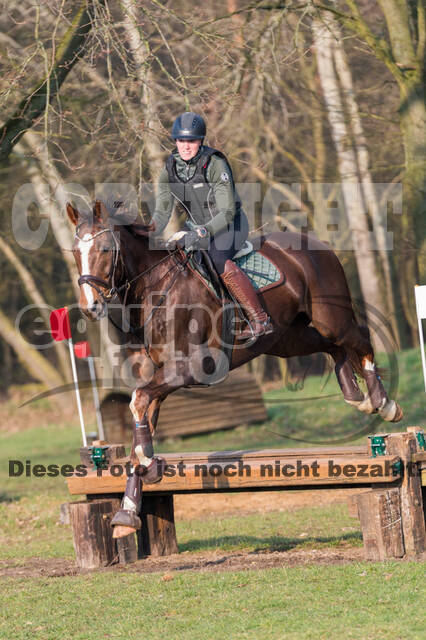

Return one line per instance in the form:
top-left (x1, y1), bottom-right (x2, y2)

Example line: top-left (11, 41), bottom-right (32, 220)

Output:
top-left (75, 224), bottom-right (190, 336)
top-left (76, 226), bottom-right (123, 303)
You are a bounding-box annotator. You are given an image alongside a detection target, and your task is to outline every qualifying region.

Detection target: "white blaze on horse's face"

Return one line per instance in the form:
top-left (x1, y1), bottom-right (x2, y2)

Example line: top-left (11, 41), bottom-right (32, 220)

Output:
top-left (78, 233), bottom-right (95, 309)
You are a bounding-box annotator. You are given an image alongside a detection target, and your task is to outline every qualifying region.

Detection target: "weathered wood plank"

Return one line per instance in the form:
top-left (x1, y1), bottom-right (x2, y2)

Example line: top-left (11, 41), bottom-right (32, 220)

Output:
top-left (69, 499), bottom-right (120, 569)
top-left (116, 533), bottom-right (138, 564)
top-left (356, 489), bottom-right (405, 560)
top-left (138, 495), bottom-right (178, 557)
top-left (385, 433), bottom-right (426, 555)
top-left (67, 454), bottom-right (401, 495)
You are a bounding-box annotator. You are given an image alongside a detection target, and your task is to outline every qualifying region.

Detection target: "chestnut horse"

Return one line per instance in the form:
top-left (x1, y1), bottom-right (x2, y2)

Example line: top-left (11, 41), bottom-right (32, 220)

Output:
top-left (67, 201), bottom-right (402, 538)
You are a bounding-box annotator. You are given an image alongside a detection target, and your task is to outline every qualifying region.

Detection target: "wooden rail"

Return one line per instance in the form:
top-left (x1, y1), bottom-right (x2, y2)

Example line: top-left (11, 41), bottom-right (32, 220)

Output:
top-left (68, 448), bottom-right (401, 495)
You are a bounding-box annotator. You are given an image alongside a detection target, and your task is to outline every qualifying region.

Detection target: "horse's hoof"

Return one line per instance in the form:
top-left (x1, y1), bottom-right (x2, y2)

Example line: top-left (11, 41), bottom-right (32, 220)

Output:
top-left (392, 403), bottom-right (403, 422)
top-left (378, 399), bottom-right (403, 423)
top-left (112, 525), bottom-right (137, 539)
top-left (111, 509), bottom-right (141, 531)
top-left (141, 456), bottom-right (166, 484)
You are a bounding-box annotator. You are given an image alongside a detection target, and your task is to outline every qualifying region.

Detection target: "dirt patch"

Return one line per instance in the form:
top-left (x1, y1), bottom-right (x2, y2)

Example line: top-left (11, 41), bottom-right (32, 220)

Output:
top-left (173, 487), bottom-right (369, 520)
top-left (3, 549), bottom-right (425, 580)
top-left (0, 548), bottom-right (367, 580)
top-left (113, 548), bottom-right (369, 575)
top-left (0, 558), bottom-right (79, 579)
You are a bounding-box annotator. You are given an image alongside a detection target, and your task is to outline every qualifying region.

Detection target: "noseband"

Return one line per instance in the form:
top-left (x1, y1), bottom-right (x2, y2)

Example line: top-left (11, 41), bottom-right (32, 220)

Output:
top-left (76, 226), bottom-right (123, 303)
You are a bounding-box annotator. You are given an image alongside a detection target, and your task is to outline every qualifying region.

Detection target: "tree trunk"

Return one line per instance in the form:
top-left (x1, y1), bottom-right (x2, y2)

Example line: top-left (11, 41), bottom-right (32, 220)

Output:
top-left (21, 133), bottom-right (122, 382)
top-left (340, 0), bottom-right (426, 343)
top-left (329, 18), bottom-right (400, 348)
top-left (22, 133), bottom-right (81, 300)
top-left (377, 0), bottom-right (425, 341)
top-left (313, 17), bottom-right (388, 351)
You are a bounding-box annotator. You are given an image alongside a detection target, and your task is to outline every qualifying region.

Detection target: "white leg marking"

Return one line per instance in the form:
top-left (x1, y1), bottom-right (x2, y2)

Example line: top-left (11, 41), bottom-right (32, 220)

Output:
top-left (378, 399), bottom-right (398, 422)
top-left (123, 495), bottom-right (137, 511)
top-left (78, 234), bottom-right (95, 307)
top-left (363, 358), bottom-right (376, 372)
top-left (129, 389), bottom-right (138, 422)
top-left (130, 390), bottom-right (153, 466)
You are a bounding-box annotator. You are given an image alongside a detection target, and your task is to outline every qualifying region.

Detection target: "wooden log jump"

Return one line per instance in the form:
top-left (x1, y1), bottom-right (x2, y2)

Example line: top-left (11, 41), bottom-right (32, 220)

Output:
top-left (66, 427), bottom-right (426, 568)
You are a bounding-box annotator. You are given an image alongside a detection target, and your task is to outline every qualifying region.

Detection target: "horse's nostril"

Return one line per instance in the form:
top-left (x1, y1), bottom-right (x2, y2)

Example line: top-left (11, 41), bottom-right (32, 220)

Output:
top-left (87, 299), bottom-right (106, 318)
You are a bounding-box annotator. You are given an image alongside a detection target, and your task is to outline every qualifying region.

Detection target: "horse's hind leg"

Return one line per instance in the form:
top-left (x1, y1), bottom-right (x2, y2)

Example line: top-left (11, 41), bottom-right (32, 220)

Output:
top-left (333, 349), bottom-right (364, 404)
top-left (325, 321), bottom-right (403, 422)
top-left (266, 325), bottom-right (363, 402)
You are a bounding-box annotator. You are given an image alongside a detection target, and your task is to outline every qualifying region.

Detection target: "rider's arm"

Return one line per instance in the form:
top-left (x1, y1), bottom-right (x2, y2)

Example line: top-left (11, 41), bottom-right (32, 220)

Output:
top-left (151, 167), bottom-right (174, 234)
top-left (204, 156), bottom-right (236, 236)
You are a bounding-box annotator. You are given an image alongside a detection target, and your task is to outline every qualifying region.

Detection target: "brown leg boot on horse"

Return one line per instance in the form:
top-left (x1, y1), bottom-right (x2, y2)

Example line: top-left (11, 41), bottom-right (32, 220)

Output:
top-left (221, 259), bottom-right (273, 341)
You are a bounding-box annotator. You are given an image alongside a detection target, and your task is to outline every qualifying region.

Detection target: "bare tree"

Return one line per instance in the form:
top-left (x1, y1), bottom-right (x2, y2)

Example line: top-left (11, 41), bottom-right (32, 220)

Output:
top-left (312, 15), bottom-right (388, 350)
top-left (0, 1), bottom-right (103, 162)
top-left (316, 0), bottom-right (426, 340)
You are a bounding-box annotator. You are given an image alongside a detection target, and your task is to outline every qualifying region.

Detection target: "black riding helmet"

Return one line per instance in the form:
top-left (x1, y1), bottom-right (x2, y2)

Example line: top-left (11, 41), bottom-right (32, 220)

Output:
top-left (171, 112), bottom-right (206, 140)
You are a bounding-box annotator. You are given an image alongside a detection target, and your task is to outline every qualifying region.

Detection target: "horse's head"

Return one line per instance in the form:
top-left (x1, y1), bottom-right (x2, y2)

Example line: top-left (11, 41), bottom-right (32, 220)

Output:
top-left (67, 200), bottom-right (125, 321)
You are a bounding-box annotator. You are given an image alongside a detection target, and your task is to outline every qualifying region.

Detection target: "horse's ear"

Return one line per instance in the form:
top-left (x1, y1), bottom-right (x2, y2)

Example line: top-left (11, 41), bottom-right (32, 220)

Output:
top-left (66, 203), bottom-right (79, 226)
top-left (93, 200), bottom-right (109, 223)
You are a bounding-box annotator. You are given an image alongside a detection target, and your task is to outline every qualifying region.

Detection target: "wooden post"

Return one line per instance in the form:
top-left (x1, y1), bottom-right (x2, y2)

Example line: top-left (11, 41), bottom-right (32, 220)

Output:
top-left (385, 432), bottom-right (426, 555)
top-left (138, 494), bottom-right (178, 557)
top-left (356, 488), bottom-right (405, 560)
top-left (117, 533), bottom-right (138, 564)
top-left (407, 427), bottom-right (426, 528)
top-left (69, 498), bottom-right (120, 569)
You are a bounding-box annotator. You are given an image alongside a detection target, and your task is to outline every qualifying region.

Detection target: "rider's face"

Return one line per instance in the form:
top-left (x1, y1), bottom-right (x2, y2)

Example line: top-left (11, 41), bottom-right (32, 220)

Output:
top-left (176, 138), bottom-right (202, 161)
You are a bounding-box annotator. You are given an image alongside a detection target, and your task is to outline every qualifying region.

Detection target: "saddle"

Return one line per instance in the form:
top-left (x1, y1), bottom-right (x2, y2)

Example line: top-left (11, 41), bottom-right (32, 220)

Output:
top-left (189, 240), bottom-right (284, 301)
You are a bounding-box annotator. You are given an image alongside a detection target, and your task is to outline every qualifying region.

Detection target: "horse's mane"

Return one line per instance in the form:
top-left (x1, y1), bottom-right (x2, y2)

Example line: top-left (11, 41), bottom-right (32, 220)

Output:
top-left (79, 200), bottom-right (154, 237)
top-left (124, 221), bottom-right (154, 237)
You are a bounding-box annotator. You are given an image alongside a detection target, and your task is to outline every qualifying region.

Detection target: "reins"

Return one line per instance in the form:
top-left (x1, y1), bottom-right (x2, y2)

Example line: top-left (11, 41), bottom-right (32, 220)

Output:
top-left (75, 224), bottom-right (190, 345)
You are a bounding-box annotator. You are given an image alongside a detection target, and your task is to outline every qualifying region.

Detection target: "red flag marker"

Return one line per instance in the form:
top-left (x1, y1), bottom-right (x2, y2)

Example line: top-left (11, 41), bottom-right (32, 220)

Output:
top-left (49, 307), bottom-right (72, 341)
top-left (49, 307), bottom-right (87, 446)
top-left (74, 340), bottom-right (91, 359)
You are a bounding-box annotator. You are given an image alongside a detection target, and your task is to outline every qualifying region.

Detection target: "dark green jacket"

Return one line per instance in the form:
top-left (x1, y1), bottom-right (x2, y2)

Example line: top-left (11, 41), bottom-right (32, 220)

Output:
top-left (152, 146), bottom-right (238, 236)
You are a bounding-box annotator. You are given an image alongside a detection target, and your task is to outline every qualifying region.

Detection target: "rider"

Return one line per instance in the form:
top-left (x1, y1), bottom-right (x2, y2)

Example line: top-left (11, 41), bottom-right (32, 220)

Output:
top-left (151, 111), bottom-right (273, 341)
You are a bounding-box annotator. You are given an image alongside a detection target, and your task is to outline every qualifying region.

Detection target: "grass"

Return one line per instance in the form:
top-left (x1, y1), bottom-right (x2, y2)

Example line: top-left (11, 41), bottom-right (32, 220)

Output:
top-left (176, 503), bottom-right (362, 554)
top-left (0, 348), bottom-right (424, 639)
top-left (1, 562), bottom-right (425, 640)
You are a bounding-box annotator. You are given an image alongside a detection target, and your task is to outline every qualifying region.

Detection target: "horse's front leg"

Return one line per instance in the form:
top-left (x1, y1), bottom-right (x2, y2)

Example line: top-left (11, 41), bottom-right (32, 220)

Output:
top-left (111, 390), bottom-right (165, 538)
top-left (130, 391), bottom-right (166, 483)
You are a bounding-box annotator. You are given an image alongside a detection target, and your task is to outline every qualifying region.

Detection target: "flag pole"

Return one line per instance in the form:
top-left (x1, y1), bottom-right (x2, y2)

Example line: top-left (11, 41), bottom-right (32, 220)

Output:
top-left (68, 338), bottom-right (87, 447)
top-left (50, 307), bottom-right (87, 447)
top-left (87, 355), bottom-right (105, 440)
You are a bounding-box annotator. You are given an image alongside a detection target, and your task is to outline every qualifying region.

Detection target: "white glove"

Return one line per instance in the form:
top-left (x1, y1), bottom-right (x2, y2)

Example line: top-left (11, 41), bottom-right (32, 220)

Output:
top-left (165, 231), bottom-right (187, 249)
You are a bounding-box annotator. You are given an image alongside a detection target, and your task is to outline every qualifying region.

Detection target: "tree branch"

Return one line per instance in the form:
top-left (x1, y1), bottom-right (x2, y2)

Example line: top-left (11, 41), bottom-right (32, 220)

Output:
top-left (0, 0), bottom-right (102, 162)
top-left (313, 1), bottom-right (406, 87)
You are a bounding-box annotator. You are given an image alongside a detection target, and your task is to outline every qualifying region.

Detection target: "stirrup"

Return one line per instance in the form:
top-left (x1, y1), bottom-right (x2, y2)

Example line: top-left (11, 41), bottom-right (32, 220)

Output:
top-left (236, 317), bottom-right (273, 342)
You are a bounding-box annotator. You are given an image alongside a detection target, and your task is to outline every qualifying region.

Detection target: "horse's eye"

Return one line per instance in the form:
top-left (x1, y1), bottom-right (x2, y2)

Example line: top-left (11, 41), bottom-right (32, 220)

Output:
top-left (101, 248), bottom-right (110, 253)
